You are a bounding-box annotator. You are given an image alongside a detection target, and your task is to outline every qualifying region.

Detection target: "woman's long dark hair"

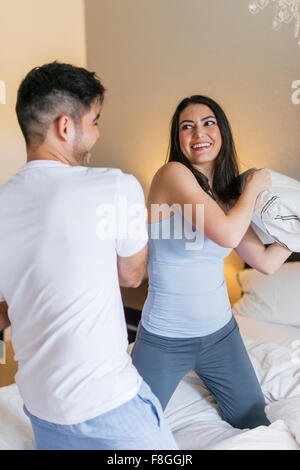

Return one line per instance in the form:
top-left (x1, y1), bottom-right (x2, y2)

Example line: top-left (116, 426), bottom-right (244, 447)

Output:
top-left (167, 95), bottom-right (241, 204)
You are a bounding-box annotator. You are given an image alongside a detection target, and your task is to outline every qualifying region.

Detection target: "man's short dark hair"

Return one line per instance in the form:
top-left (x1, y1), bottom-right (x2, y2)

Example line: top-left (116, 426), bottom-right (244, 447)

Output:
top-left (16, 61), bottom-right (106, 147)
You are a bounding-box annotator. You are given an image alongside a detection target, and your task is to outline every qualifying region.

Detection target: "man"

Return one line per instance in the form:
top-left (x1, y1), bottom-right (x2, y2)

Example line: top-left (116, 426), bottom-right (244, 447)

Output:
top-left (0, 62), bottom-right (177, 450)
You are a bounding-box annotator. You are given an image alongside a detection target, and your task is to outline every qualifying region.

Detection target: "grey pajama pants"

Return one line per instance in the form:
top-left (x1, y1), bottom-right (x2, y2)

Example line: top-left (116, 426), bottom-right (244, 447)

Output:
top-left (131, 315), bottom-right (270, 429)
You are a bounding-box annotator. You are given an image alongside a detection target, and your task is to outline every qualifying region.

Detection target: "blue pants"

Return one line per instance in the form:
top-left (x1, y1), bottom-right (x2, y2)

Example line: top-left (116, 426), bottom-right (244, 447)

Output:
top-left (131, 316), bottom-right (270, 429)
top-left (23, 380), bottom-right (178, 450)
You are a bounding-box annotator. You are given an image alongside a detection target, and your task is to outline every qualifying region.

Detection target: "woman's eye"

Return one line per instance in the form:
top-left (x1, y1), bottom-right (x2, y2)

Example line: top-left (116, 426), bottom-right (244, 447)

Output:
top-left (205, 120), bottom-right (216, 126)
top-left (182, 124), bottom-right (192, 130)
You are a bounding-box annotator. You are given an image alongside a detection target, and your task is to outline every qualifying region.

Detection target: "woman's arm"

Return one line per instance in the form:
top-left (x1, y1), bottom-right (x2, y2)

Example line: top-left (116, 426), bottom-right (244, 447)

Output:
top-left (235, 225), bottom-right (292, 275)
top-left (151, 162), bottom-right (271, 248)
top-left (0, 302), bottom-right (10, 332)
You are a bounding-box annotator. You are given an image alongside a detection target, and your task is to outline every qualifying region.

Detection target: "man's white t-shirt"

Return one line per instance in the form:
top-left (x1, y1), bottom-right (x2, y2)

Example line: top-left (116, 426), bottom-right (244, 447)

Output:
top-left (0, 160), bottom-right (148, 425)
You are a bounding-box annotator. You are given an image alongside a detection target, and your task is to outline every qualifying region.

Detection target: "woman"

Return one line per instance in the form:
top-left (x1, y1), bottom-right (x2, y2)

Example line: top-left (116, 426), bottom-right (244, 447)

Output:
top-left (131, 95), bottom-right (292, 429)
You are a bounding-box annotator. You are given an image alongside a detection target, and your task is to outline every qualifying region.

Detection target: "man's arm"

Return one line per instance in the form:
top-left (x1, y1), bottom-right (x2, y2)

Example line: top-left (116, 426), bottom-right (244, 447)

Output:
top-left (0, 302), bottom-right (10, 332)
top-left (117, 244), bottom-right (148, 288)
top-left (116, 173), bottom-right (148, 287)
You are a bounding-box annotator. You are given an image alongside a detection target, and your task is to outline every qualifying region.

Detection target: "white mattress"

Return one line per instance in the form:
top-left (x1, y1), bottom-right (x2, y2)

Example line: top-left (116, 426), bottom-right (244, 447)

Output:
top-left (0, 314), bottom-right (299, 450)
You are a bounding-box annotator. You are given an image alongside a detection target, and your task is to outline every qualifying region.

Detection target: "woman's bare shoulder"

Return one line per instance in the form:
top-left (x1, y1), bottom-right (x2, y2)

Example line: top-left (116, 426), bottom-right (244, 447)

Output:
top-left (147, 163), bottom-right (190, 221)
top-left (152, 161), bottom-right (196, 185)
top-left (148, 163), bottom-right (186, 207)
top-left (148, 162), bottom-right (205, 212)
top-left (150, 162), bottom-right (199, 197)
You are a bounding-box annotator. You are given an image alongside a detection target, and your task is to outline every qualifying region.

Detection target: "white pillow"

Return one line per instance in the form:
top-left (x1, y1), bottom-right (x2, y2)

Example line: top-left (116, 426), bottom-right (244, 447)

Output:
top-left (239, 170), bottom-right (300, 252)
top-left (232, 262), bottom-right (300, 327)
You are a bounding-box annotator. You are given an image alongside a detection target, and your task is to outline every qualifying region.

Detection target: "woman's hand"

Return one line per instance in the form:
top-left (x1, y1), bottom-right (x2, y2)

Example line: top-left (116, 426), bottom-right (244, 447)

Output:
top-left (245, 168), bottom-right (272, 198)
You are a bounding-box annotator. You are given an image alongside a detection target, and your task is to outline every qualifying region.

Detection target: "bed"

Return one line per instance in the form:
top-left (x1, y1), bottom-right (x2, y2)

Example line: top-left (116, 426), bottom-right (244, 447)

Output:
top-left (0, 255), bottom-right (299, 450)
top-left (165, 314), bottom-right (300, 450)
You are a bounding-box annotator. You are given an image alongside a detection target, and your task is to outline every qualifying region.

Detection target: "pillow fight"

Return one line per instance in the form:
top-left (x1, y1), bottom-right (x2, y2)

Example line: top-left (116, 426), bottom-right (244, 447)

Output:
top-left (0, 62), bottom-right (299, 450)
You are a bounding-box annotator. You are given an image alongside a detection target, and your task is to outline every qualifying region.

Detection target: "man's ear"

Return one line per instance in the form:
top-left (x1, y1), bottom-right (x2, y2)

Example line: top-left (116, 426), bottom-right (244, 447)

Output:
top-left (56, 115), bottom-right (76, 142)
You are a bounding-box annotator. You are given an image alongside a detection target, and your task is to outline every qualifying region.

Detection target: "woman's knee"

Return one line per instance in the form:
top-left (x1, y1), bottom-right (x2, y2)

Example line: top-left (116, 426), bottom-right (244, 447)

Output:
top-left (223, 401), bottom-right (270, 429)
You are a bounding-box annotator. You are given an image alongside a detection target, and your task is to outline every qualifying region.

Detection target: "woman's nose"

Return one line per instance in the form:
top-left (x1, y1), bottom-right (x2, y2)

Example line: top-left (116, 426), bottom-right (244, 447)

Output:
top-left (193, 125), bottom-right (206, 137)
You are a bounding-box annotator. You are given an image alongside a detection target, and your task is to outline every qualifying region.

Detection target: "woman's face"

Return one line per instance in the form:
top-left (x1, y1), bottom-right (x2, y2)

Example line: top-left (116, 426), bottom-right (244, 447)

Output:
top-left (178, 104), bottom-right (222, 171)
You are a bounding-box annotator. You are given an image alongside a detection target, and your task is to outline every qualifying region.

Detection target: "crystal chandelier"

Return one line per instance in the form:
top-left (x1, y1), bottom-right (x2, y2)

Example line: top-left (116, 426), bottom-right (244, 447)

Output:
top-left (248, 0), bottom-right (300, 46)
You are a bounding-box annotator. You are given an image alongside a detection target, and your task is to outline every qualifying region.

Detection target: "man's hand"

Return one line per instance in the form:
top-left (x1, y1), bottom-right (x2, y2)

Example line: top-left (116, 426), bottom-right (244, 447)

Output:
top-left (0, 302), bottom-right (10, 332)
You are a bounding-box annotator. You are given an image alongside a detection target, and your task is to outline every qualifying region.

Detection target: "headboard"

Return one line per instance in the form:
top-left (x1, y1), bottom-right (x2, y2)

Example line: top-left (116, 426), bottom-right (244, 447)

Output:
top-left (0, 330), bottom-right (4, 363)
top-left (285, 252), bottom-right (300, 262)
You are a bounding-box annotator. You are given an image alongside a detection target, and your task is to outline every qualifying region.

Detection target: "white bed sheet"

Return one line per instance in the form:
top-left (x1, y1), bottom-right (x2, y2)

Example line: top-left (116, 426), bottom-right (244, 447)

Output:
top-left (164, 314), bottom-right (300, 450)
top-left (0, 313), bottom-right (299, 450)
top-left (0, 384), bottom-right (34, 450)
top-left (165, 374), bottom-right (299, 450)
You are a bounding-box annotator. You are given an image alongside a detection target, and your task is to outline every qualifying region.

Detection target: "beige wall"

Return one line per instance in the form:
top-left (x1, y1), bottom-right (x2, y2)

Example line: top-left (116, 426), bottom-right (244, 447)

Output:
top-left (85, 0), bottom-right (300, 195)
top-left (0, 0), bottom-right (87, 186)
